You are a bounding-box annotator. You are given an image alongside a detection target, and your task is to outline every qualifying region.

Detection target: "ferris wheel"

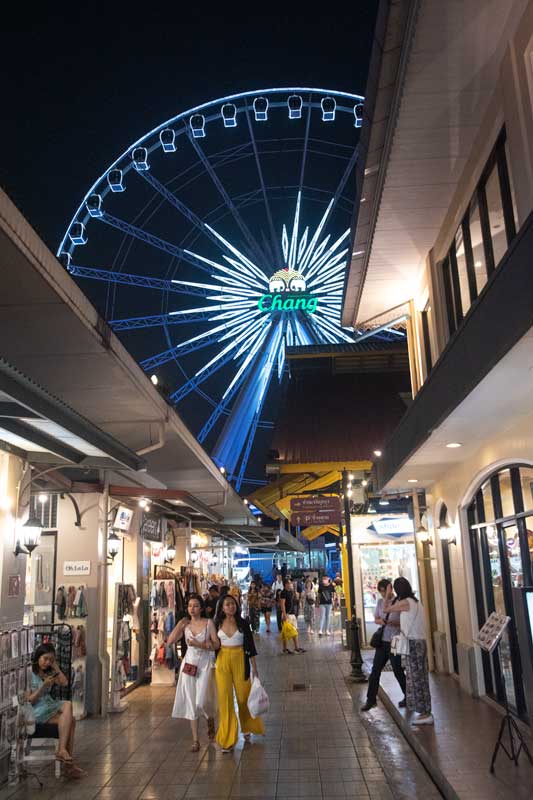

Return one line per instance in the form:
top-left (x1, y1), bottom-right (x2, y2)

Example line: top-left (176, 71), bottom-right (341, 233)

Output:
top-left (58, 87), bottom-right (367, 490)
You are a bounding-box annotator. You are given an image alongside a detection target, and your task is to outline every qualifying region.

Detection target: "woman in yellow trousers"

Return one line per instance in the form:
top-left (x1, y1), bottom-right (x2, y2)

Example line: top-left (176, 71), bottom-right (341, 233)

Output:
top-left (214, 595), bottom-right (265, 752)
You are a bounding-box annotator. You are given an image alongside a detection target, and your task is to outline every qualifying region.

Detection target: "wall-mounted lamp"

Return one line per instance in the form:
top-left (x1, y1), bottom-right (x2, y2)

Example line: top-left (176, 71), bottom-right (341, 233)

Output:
top-left (14, 514), bottom-right (43, 557)
top-left (107, 531), bottom-right (121, 562)
top-left (416, 525), bottom-right (433, 545)
top-left (438, 525), bottom-right (456, 545)
top-left (164, 530), bottom-right (177, 563)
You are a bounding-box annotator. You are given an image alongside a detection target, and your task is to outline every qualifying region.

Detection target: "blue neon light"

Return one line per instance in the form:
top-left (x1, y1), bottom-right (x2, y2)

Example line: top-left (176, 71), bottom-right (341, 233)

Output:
top-left (86, 194), bottom-right (103, 218)
top-left (288, 94), bottom-right (303, 119)
top-left (190, 114), bottom-right (206, 138)
top-left (354, 103), bottom-right (364, 128)
top-left (132, 147), bottom-right (149, 171)
top-left (68, 222), bottom-right (87, 246)
top-left (160, 128), bottom-right (176, 152)
top-left (253, 97), bottom-right (268, 121)
top-left (107, 169), bottom-right (125, 192)
top-left (221, 103), bottom-right (237, 128)
top-left (321, 97), bottom-right (336, 122)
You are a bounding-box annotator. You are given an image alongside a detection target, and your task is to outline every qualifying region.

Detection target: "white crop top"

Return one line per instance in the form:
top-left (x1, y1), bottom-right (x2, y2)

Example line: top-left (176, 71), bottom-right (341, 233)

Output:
top-left (218, 629), bottom-right (244, 647)
top-left (401, 598), bottom-right (426, 640)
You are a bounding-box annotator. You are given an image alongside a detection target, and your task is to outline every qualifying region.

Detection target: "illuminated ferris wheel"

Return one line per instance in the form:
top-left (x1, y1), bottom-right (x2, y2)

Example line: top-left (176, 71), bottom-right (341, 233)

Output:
top-left (58, 88), bottom-right (366, 490)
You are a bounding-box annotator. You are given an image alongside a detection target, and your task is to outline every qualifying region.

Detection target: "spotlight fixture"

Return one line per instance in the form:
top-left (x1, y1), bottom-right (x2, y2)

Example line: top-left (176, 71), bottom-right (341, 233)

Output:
top-left (243, 498), bottom-right (249, 505)
top-left (361, 479), bottom-right (368, 487)
top-left (407, 479), bottom-right (418, 484)
top-left (379, 497), bottom-right (390, 506)
top-left (138, 498), bottom-right (148, 509)
top-left (446, 442), bottom-right (462, 448)
top-left (257, 516), bottom-right (262, 523)
top-left (373, 450), bottom-right (382, 457)
top-left (368, 506), bottom-right (377, 514)
top-left (348, 473), bottom-right (355, 481)
top-left (150, 374), bottom-right (159, 386)
top-left (107, 531), bottom-right (121, 561)
top-left (219, 466), bottom-right (226, 475)
top-left (38, 493), bottom-right (48, 504)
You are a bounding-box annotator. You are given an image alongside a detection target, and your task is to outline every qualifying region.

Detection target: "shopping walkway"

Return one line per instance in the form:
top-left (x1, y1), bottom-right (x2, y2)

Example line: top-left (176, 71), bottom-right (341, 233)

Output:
top-left (3, 614), bottom-right (440, 800)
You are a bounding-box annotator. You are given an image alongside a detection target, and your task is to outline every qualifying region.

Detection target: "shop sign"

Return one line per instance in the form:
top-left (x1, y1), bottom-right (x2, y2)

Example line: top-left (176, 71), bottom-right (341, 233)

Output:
top-left (258, 268), bottom-right (318, 314)
top-left (290, 510), bottom-right (341, 527)
top-left (113, 505), bottom-right (133, 532)
top-left (370, 517), bottom-right (414, 538)
top-left (290, 496), bottom-right (340, 512)
top-left (140, 512), bottom-right (162, 542)
top-left (63, 561), bottom-right (91, 577)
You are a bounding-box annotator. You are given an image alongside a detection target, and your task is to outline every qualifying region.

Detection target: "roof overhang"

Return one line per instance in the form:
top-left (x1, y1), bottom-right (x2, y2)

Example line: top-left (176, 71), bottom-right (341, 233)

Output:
top-left (342, 0), bottom-right (526, 327)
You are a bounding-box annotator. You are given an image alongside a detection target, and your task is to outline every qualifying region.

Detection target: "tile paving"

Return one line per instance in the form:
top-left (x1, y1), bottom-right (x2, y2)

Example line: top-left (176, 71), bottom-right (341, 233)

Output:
top-left (1, 615), bottom-right (441, 800)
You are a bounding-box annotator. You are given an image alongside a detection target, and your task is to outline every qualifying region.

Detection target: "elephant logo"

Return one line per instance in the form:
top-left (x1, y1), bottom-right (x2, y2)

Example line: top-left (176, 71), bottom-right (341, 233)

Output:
top-left (268, 267), bottom-right (307, 293)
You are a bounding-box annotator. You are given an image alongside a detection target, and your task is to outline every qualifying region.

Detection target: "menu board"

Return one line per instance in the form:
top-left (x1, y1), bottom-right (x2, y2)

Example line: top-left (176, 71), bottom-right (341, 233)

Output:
top-left (474, 611), bottom-right (510, 653)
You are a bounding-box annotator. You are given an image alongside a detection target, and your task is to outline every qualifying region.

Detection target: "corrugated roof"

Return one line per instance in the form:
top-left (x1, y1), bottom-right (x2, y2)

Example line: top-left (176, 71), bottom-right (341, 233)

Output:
top-left (286, 340), bottom-right (406, 356)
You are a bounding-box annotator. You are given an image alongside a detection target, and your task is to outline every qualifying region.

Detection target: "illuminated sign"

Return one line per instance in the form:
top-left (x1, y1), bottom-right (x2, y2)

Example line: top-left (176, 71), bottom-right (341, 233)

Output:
top-left (258, 267), bottom-right (318, 314)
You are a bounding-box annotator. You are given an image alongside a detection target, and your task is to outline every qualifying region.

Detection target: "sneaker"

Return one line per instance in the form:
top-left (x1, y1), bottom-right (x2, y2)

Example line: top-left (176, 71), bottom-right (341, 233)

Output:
top-left (412, 714), bottom-right (434, 726)
top-left (360, 702), bottom-right (376, 712)
top-left (221, 746), bottom-right (234, 753)
top-left (398, 698), bottom-right (406, 708)
top-left (325, 631), bottom-right (331, 636)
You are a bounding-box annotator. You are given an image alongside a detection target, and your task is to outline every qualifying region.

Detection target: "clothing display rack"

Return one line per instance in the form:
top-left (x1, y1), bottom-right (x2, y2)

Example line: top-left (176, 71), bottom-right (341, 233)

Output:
top-left (109, 583), bottom-right (137, 712)
top-left (44, 586), bottom-right (88, 721)
top-left (0, 621), bottom-right (35, 787)
top-left (150, 567), bottom-right (184, 686)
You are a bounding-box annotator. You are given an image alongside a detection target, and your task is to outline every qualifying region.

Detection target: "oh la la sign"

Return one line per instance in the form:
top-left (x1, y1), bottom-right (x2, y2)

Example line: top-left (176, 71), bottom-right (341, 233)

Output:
top-left (63, 561), bottom-right (91, 577)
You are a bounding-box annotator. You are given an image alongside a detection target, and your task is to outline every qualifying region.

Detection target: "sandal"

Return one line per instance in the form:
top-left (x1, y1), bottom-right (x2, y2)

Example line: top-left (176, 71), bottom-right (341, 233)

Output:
top-left (56, 751), bottom-right (74, 764)
top-left (191, 741), bottom-right (201, 752)
top-left (65, 764), bottom-right (88, 779)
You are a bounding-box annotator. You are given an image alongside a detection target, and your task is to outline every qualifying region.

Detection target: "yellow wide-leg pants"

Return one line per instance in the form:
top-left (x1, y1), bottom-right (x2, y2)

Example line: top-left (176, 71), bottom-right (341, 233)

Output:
top-left (215, 646), bottom-right (265, 749)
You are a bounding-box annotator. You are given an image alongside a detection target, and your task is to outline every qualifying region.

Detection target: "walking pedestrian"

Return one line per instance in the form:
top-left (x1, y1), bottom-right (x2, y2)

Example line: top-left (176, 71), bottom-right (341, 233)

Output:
top-left (280, 578), bottom-right (306, 653)
top-left (361, 579), bottom-right (406, 711)
top-left (272, 574), bottom-right (284, 593)
top-left (260, 583), bottom-right (274, 634)
top-left (247, 581), bottom-right (261, 633)
top-left (169, 594), bottom-right (220, 751)
top-left (302, 578), bottom-right (316, 634)
top-left (317, 576), bottom-right (335, 635)
top-left (384, 578), bottom-right (433, 725)
top-left (214, 595), bottom-right (265, 752)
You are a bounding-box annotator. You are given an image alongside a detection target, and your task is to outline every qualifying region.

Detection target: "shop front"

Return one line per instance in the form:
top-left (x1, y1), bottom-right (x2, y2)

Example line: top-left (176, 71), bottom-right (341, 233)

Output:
top-left (351, 515), bottom-right (419, 645)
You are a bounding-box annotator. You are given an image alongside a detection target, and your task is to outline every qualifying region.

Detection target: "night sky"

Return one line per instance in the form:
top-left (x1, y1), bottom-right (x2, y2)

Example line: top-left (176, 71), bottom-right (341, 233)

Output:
top-left (2, 9), bottom-right (378, 486)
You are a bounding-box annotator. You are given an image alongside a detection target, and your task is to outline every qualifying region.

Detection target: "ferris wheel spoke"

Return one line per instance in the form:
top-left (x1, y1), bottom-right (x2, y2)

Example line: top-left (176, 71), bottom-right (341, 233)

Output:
top-left (140, 330), bottom-right (222, 370)
top-left (298, 96), bottom-right (313, 195)
top-left (188, 133), bottom-right (266, 268)
top-left (109, 309), bottom-right (217, 331)
top-left (68, 265), bottom-right (188, 293)
top-left (245, 109), bottom-right (281, 265)
top-left (96, 211), bottom-right (214, 274)
top-left (137, 170), bottom-right (227, 250)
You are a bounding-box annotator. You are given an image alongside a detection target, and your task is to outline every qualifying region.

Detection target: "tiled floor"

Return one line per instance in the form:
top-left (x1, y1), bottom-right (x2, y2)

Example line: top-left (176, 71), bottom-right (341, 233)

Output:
top-left (1, 614), bottom-right (440, 800)
top-left (365, 654), bottom-right (533, 800)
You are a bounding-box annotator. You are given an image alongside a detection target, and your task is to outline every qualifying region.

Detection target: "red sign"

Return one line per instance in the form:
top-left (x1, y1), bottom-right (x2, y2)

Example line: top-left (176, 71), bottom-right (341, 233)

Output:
top-left (290, 496), bottom-right (340, 512)
top-left (290, 510), bottom-right (341, 528)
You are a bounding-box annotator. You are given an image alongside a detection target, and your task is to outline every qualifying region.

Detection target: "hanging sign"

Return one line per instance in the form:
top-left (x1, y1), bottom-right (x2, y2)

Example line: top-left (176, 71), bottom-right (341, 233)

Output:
top-left (290, 496), bottom-right (340, 512)
top-left (258, 268), bottom-right (318, 314)
top-left (113, 505), bottom-right (133, 532)
top-left (290, 510), bottom-right (341, 527)
top-left (63, 561), bottom-right (91, 577)
top-left (140, 512), bottom-right (162, 543)
top-left (369, 517), bottom-right (414, 538)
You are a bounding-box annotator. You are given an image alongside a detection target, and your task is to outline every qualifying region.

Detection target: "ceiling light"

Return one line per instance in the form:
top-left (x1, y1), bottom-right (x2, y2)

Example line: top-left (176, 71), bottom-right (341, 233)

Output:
top-left (446, 442), bottom-right (463, 448)
top-left (368, 506), bottom-right (377, 514)
top-left (379, 498), bottom-right (390, 506)
top-left (219, 466), bottom-right (226, 475)
top-left (361, 479), bottom-right (368, 487)
top-left (407, 479), bottom-right (418, 484)
top-left (348, 473), bottom-right (355, 481)
top-left (38, 493), bottom-right (48, 504)
top-left (474, 261), bottom-right (482, 268)
top-left (346, 488), bottom-right (353, 499)
top-left (373, 450), bottom-right (382, 457)
top-left (138, 498), bottom-right (148, 509)
top-left (257, 516), bottom-right (262, 523)
top-left (243, 498), bottom-right (249, 505)
top-left (150, 374), bottom-right (159, 386)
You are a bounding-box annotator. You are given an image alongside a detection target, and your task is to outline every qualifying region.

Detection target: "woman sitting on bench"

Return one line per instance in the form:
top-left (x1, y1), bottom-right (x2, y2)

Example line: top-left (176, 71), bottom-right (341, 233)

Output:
top-left (27, 643), bottom-right (86, 778)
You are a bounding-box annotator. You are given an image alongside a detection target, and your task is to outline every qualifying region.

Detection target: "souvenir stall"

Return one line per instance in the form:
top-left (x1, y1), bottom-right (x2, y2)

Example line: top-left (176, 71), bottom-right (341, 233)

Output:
top-left (0, 623), bottom-right (35, 787)
top-left (109, 583), bottom-right (138, 712)
top-left (52, 586), bottom-right (88, 720)
top-left (149, 566), bottom-right (184, 686)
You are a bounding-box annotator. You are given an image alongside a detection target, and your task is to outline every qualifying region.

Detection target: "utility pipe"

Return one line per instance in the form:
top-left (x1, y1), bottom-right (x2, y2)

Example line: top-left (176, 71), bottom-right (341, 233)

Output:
top-left (413, 489), bottom-right (435, 672)
top-left (98, 471), bottom-right (110, 716)
top-left (136, 421), bottom-right (166, 456)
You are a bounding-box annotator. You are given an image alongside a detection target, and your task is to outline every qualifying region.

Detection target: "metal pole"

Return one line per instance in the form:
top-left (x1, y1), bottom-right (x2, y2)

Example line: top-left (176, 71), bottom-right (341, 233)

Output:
top-left (342, 470), bottom-right (367, 683)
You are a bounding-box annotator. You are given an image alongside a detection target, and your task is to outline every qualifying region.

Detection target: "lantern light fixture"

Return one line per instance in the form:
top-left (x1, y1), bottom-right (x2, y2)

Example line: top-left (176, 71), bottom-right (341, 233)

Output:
top-left (14, 514), bottom-right (43, 556)
top-left (107, 531), bottom-right (121, 561)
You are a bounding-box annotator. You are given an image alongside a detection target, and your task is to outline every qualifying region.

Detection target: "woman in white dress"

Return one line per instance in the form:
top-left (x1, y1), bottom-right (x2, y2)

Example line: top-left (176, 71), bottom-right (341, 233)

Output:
top-left (168, 594), bottom-right (220, 751)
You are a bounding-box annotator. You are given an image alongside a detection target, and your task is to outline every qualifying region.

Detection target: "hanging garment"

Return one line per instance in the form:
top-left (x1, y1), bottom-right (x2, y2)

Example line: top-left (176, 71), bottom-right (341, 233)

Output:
top-left (166, 580), bottom-right (175, 610)
top-left (150, 583), bottom-right (158, 608)
top-left (66, 586), bottom-right (76, 617)
top-left (132, 597), bottom-right (141, 632)
top-left (164, 612), bottom-right (175, 636)
top-left (158, 582), bottom-right (168, 608)
top-left (54, 587), bottom-right (67, 620)
top-left (74, 586), bottom-right (88, 618)
top-left (150, 612), bottom-right (159, 635)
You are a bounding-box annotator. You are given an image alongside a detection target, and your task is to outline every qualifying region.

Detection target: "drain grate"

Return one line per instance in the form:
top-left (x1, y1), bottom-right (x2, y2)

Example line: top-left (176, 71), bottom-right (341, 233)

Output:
top-left (292, 683), bottom-right (307, 691)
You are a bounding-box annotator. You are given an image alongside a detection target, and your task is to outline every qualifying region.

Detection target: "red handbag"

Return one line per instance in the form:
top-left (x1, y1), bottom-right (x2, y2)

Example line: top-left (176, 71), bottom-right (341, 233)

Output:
top-left (182, 662), bottom-right (198, 677)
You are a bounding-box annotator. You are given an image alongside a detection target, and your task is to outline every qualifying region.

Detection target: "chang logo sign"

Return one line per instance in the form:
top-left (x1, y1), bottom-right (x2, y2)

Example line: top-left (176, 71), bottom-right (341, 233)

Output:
top-left (258, 267), bottom-right (318, 313)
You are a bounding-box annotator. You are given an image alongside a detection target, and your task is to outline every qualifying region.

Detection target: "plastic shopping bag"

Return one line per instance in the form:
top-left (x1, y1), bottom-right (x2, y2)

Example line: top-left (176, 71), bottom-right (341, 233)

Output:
top-left (197, 667), bottom-right (218, 718)
top-left (280, 620), bottom-right (298, 641)
top-left (247, 676), bottom-right (270, 718)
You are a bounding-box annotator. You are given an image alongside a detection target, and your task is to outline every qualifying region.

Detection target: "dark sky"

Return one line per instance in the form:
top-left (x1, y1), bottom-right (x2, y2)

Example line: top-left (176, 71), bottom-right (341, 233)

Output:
top-left (2, 10), bottom-right (377, 250)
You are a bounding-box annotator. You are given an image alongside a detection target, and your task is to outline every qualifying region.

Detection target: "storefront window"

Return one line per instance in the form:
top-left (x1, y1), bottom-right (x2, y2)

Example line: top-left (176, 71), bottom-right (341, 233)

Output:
top-left (360, 542), bottom-right (418, 642)
top-left (499, 469), bottom-right (515, 518)
top-left (504, 140), bottom-right (519, 232)
top-left (469, 201), bottom-right (488, 295)
top-left (481, 479), bottom-right (495, 523)
top-left (485, 164), bottom-right (507, 267)
top-left (519, 467), bottom-right (533, 513)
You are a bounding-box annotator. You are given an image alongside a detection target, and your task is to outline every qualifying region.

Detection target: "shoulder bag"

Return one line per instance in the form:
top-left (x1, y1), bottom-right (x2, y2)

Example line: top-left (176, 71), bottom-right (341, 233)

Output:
top-left (390, 601), bottom-right (420, 656)
top-left (370, 612), bottom-right (389, 649)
